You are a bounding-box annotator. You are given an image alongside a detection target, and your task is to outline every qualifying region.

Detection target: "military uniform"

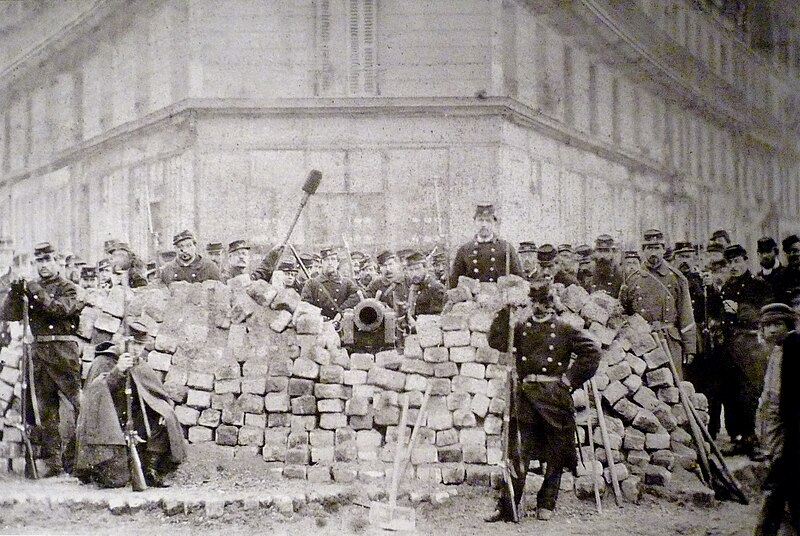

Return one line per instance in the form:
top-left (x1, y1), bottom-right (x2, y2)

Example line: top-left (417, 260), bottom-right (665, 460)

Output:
top-left (301, 273), bottom-right (361, 320)
top-left (0, 243), bottom-right (83, 473)
top-left (366, 276), bottom-right (409, 311)
top-left (159, 255), bottom-right (221, 285)
top-left (450, 238), bottom-right (523, 287)
top-left (408, 275), bottom-right (445, 316)
top-left (619, 230), bottom-right (696, 379)
top-left (487, 306), bottom-right (600, 518)
top-left (719, 245), bottom-right (773, 454)
top-left (585, 264), bottom-right (623, 296)
top-left (772, 233), bottom-right (800, 307)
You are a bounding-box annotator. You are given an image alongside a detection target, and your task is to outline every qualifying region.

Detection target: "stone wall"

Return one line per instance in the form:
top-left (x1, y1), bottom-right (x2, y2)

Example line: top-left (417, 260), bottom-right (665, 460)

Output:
top-left (0, 277), bottom-right (710, 503)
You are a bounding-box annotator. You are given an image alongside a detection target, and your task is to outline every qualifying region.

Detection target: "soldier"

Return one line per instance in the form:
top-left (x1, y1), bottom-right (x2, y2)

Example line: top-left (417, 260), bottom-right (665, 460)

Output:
top-left (711, 229), bottom-right (732, 248)
top-left (431, 251), bottom-right (449, 286)
top-left (275, 260), bottom-right (303, 294)
top-left (79, 266), bottom-right (98, 289)
top-left (536, 244), bottom-right (558, 281)
top-left (485, 275), bottom-right (601, 522)
top-left (70, 256), bottom-right (87, 285)
top-left (0, 237), bottom-right (16, 349)
top-left (366, 250), bottom-right (409, 312)
top-left (103, 238), bottom-right (120, 257)
top-left (225, 240), bottom-right (251, 280)
top-left (553, 244), bottom-right (579, 287)
top-left (75, 323), bottom-right (187, 488)
top-left (586, 235), bottom-right (624, 296)
top-left (704, 241), bottom-right (725, 266)
top-left (575, 244), bottom-right (594, 288)
top-left (404, 251), bottom-right (445, 320)
top-left (205, 242), bottom-right (225, 269)
top-left (108, 242), bottom-right (147, 288)
top-left (356, 254), bottom-right (377, 289)
top-left (449, 204), bottom-right (523, 287)
top-left (349, 251), bottom-right (366, 281)
top-left (773, 234), bottom-right (800, 307)
top-left (0, 242), bottom-right (83, 476)
top-left (159, 230), bottom-right (221, 285)
top-left (756, 236), bottom-right (783, 286)
top-left (619, 229), bottom-right (696, 379)
top-left (517, 242), bottom-right (538, 281)
top-left (300, 248), bottom-right (360, 321)
top-left (719, 244), bottom-right (773, 458)
top-left (97, 258), bottom-right (113, 289)
top-left (623, 250), bottom-right (641, 280)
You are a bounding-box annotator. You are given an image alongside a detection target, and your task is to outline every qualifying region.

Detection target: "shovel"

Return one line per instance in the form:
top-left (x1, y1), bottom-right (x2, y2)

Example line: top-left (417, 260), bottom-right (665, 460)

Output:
top-left (369, 385), bottom-right (432, 531)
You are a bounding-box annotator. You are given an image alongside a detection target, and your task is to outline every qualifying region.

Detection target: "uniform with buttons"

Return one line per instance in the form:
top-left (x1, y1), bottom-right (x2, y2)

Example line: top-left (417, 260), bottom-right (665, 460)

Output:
top-left (301, 273), bottom-right (361, 320)
top-left (449, 237), bottom-right (523, 288)
top-left (159, 255), bottom-right (221, 285)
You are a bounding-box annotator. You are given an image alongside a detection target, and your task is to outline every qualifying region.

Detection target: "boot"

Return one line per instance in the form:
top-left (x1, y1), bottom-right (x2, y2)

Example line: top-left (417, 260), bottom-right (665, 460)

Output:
top-left (142, 452), bottom-right (170, 488)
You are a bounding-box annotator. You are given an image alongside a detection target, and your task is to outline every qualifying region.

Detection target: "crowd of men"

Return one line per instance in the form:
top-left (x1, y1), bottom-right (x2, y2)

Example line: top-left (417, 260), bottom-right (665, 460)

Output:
top-left (0, 202), bottom-right (798, 531)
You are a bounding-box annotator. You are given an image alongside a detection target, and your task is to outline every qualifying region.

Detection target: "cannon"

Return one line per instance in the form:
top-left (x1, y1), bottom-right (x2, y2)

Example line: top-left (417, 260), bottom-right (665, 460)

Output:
top-left (341, 298), bottom-right (397, 353)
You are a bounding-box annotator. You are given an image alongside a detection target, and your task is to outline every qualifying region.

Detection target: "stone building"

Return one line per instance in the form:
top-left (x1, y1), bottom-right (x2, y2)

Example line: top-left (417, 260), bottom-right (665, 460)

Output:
top-left (0, 0), bottom-right (799, 263)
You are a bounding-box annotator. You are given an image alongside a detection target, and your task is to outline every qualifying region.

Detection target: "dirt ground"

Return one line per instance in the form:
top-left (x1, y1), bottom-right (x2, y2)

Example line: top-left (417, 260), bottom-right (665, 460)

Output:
top-left (0, 443), bottom-right (769, 536)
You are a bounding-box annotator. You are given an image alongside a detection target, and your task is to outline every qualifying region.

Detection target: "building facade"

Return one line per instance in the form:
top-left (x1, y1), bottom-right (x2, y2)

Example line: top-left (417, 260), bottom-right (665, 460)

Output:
top-left (1, 0), bottom-right (799, 263)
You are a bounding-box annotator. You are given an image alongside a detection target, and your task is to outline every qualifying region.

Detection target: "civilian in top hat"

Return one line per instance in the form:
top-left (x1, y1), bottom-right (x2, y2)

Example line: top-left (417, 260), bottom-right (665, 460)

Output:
top-left (575, 244), bottom-right (594, 288)
top-left (718, 244), bottom-right (773, 458)
top-left (0, 237), bottom-right (15, 349)
top-left (756, 237), bottom-right (783, 285)
top-left (620, 229), bottom-right (696, 379)
top-left (159, 230), bottom-right (221, 285)
top-left (225, 240), bottom-right (251, 281)
top-left (205, 242), bottom-right (224, 269)
top-left (711, 229), bottom-right (731, 248)
top-left (773, 234), bottom-right (800, 307)
top-left (753, 303), bottom-right (799, 535)
top-left (536, 244), bottom-right (559, 281)
top-left (585, 234), bottom-right (624, 297)
top-left (75, 324), bottom-right (187, 489)
top-left (0, 242), bottom-right (84, 476)
top-left (518, 241), bottom-right (538, 281)
top-left (301, 248), bottom-right (360, 321)
top-left (108, 242), bottom-right (147, 288)
top-left (367, 250), bottom-right (409, 311)
top-left (485, 273), bottom-right (600, 522)
top-left (623, 250), bottom-right (641, 280)
top-left (404, 251), bottom-right (445, 322)
top-left (449, 204), bottom-right (523, 288)
top-left (552, 244), bottom-right (579, 287)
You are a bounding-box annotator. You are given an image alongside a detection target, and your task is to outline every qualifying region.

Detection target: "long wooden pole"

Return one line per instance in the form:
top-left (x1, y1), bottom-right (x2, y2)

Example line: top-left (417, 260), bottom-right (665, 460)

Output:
top-left (589, 378), bottom-right (622, 507)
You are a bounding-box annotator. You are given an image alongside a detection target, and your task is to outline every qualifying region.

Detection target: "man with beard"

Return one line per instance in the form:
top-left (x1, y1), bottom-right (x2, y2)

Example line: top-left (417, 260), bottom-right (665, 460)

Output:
top-left (554, 244), bottom-right (580, 287)
top-left (620, 229), bottom-right (696, 379)
top-left (108, 242), bottom-right (147, 288)
top-left (1, 242), bottom-right (83, 476)
top-left (719, 244), bottom-right (773, 458)
top-left (756, 237), bottom-right (783, 286)
top-left (225, 240), bottom-right (251, 280)
top-left (301, 248), bottom-right (360, 321)
top-left (517, 242), bottom-right (538, 281)
top-left (159, 230), bottom-right (221, 285)
top-left (485, 274), bottom-right (600, 522)
top-left (404, 251), bottom-right (445, 322)
top-left (586, 235), bottom-right (624, 296)
top-left (773, 234), bottom-right (800, 306)
top-left (75, 324), bottom-right (187, 488)
top-left (449, 204), bottom-right (523, 287)
top-left (575, 244), bottom-right (594, 288)
top-left (366, 250), bottom-right (408, 311)
top-left (356, 254), bottom-right (377, 289)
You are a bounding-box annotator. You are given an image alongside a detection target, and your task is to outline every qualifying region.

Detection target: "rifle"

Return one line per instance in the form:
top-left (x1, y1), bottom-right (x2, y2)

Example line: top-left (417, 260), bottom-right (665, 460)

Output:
top-left (17, 285), bottom-right (39, 479)
top-left (342, 235), bottom-right (356, 280)
top-left (143, 177), bottom-right (160, 271)
top-left (500, 244), bottom-right (520, 522)
top-left (120, 280), bottom-right (147, 492)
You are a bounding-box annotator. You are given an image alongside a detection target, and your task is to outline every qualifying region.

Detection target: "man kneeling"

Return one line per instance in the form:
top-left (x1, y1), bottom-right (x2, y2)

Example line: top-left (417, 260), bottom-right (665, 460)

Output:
top-left (74, 322), bottom-right (187, 488)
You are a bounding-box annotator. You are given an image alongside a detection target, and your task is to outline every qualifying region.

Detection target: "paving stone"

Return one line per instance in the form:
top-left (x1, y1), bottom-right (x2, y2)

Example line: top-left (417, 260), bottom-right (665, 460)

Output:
top-left (449, 346), bottom-right (476, 363)
top-left (287, 378), bottom-right (314, 397)
top-left (632, 408), bottom-right (661, 433)
top-left (644, 464), bottom-right (672, 486)
top-left (645, 432), bottom-right (672, 450)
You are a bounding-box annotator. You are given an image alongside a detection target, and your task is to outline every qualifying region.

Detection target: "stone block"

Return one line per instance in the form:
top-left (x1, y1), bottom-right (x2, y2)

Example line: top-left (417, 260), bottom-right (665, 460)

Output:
top-left (443, 330), bottom-right (471, 348)
top-left (632, 409), bottom-right (661, 433)
top-left (621, 475), bottom-right (641, 503)
top-left (460, 362), bottom-right (485, 379)
top-left (245, 412), bottom-right (266, 428)
top-left (643, 347), bottom-right (670, 370)
top-left (653, 404), bottom-right (678, 432)
top-left (215, 425), bottom-right (239, 446)
top-left (318, 399), bottom-right (344, 413)
top-left (449, 346), bottom-right (476, 363)
top-left (469, 311), bottom-right (494, 333)
top-left (426, 408), bottom-right (454, 431)
top-left (417, 326), bottom-right (443, 348)
top-left (214, 361), bottom-right (242, 381)
top-left (94, 312), bottom-right (121, 334)
top-left (269, 356), bottom-right (293, 377)
top-left (186, 389), bottom-right (212, 409)
top-left (475, 347), bottom-right (500, 365)
top-left (451, 376), bottom-right (489, 396)
top-left (423, 347), bottom-right (449, 363)
top-left (429, 378), bottom-right (451, 396)
top-left (644, 464), bottom-right (672, 486)
top-left (315, 383), bottom-right (349, 400)
top-left (288, 378), bottom-right (314, 396)
top-left (562, 284), bottom-right (590, 312)
top-left (657, 387), bottom-right (680, 405)
top-left (343, 369), bottom-right (367, 385)
top-left (645, 368), bottom-right (674, 388)
top-left (593, 428), bottom-right (622, 450)
top-left (589, 322), bottom-right (617, 347)
top-left (623, 428), bottom-right (646, 451)
top-left (651, 449), bottom-right (675, 471)
top-left (241, 377), bottom-right (268, 395)
top-left (270, 288), bottom-right (301, 312)
top-left (403, 374), bottom-right (427, 392)
top-left (633, 386), bottom-right (661, 411)
top-left (319, 413), bottom-right (347, 430)
top-left (350, 353), bottom-right (375, 370)
top-left (623, 374), bottom-right (643, 395)
top-left (400, 358), bottom-right (434, 376)
top-left (452, 409), bottom-right (477, 428)
top-left (285, 446), bottom-right (310, 465)
top-left (403, 334), bottom-right (423, 358)
top-left (237, 393), bottom-right (264, 414)
top-left (367, 367), bottom-right (406, 392)
top-left (188, 426), bottom-right (213, 443)
top-left (187, 372), bottom-right (215, 391)
top-left (215, 379), bottom-right (241, 395)
top-left (238, 426), bottom-right (265, 447)
top-left (290, 396), bottom-right (317, 415)
top-left (462, 444), bottom-right (487, 463)
top-left (446, 286), bottom-right (471, 304)
top-left (626, 450), bottom-right (650, 467)
top-left (581, 301), bottom-right (610, 325)
top-left (222, 399), bottom-right (245, 426)
top-left (267, 413), bottom-right (291, 428)
top-left (603, 463), bottom-right (630, 485)
top-left (211, 393), bottom-right (235, 410)
top-left (612, 398), bottom-right (639, 423)
top-left (295, 314), bottom-right (323, 335)
top-left (175, 405), bottom-right (200, 426)
top-left (434, 361), bottom-right (458, 378)
top-left (645, 432), bottom-right (671, 450)
top-left (470, 393), bottom-right (491, 417)
top-left (291, 358), bottom-right (320, 380)
top-left (602, 381), bottom-right (628, 405)
top-left (411, 444), bottom-right (438, 465)
top-left (607, 362), bottom-right (632, 383)
top-left (440, 313), bottom-right (469, 331)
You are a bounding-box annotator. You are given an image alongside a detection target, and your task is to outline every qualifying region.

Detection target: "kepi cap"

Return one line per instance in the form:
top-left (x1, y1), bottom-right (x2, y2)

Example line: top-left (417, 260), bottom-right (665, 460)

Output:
top-left (227, 240), bottom-right (250, 254)
top-left (474, 203), bottom-right (497, 220)
top-left (206, 242), bottom-right (224, 254)
top-left (172, 230), bottom-right (195, 245)
top-left (595, 234), bottom-right (615, 250)
top-left (34, 242), bottom-right (55, 258)
top-left (757, 236), bottom-right (778, 253)
top-left (759, 303), bottom-right (796, 324)
top-left (723, 244), bottom-right (747, 261)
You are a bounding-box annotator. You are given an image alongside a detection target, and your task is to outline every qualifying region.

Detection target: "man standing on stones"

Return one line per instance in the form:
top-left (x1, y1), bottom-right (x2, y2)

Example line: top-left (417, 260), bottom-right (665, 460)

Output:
top-left (0, 242), bottom-right (83, 476)
top-left (485, 275), bottom-right (600, 522)
top-left (225, 239), bottom-right (251, 280)
top-left (719, 244), bottom-right (773, 458)
top-left (586, 234), bottom-right (624, 297)
top-left (75, 323), bottom-right (187, 488)
top-left (619, 229), bottom-right (696, 379)
top-left (449, 204), bottom-right (523, 287)
top-left (404, 251), bottom-right (445, 321)
top-left (301, 248), bottom-right (360, 321)
top-left (159, 230), bottom-right (221, 285)
top-left (108, 242), bottom-right (147, 288)
top-left (366, 250), bottom-right (408, 312)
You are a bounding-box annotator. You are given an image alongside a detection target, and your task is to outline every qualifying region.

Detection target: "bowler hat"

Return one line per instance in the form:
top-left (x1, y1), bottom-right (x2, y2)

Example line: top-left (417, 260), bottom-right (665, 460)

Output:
top-left (757, 237), bottom-right (778, 253)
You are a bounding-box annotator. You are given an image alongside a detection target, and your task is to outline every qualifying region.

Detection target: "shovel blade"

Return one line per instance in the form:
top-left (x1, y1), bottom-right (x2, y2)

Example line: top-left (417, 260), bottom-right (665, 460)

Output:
top-left (369, 501), bottom-right (416, 531)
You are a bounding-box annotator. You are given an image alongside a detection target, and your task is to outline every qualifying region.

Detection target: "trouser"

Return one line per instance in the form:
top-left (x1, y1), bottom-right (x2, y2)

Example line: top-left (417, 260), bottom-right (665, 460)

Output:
top-left (499, 412), bottom-right (574, 514)
top-left (722, 332), bottom-right (767, 441)
top-left (28, 341), bottom-right (81, 470)
top-left (685, 345), bottom-right (723, 439)
top-left (755, 457), bottom-right (800, 536)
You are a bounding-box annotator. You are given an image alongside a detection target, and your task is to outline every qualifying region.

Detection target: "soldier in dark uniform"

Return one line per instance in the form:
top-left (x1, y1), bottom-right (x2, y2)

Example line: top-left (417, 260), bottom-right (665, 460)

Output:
top-left (225, 239), bottom-right (251, 280)
top-left (623, 250), bottom-right (641, 281)
top-left (366, 250), bottom-right (408, 312)
top-left (575, 244), bottom-right (594, 289)
top-left (205, 242), bottom-right (225, 270)
top-left (108, 242), bottom-right (147, 288)
top-left (485, 275), bottom-right (601, 522)
top-left (159, 230), bottom-right (222, 285)
top-left (619, 229), bottom-right (696, 379)
top-left (97, 258), bottom-right (113, 289)
top-left (356, 254), bottom-right (377, 289)
top-left (404, 251), bottom-right (445, 320)
top-left (518, 242), bottom-right (538, 281)
top-left (79, 266), bottom-right (98, 289)
top-left (704, 241), bottom-right (725, 266)
top-left (431, 251), bottom-right (449, 286)
top-left (0, 242), bottom-right (83, 476)
top-left (586, 235), bottom-right (624, 297)
top-left (711, 229), bottom-right (732, 249)
top-left (719, 244), bottom-right (773, 457)
top-left (0, 237), bottom-right (16, 349)
top-left (756, 236), bottom-right (783, 287)
top-left (300, 248), bottom-right (360, 321)
top-left (276, 260), bottom-right (304, 294)
top-left (536, 244), bottom-right (558, 281)
top-left (773, 234), bottom-right (800, 307)
top-left (552, 244), bottom-right (579, 287)
top-left (449, 204), bottom-right (523, 287)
